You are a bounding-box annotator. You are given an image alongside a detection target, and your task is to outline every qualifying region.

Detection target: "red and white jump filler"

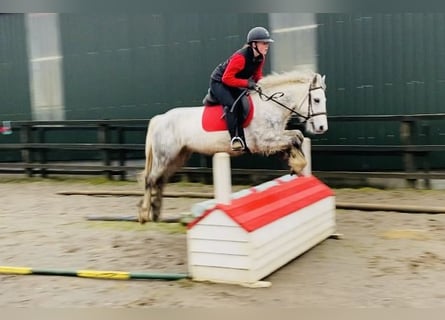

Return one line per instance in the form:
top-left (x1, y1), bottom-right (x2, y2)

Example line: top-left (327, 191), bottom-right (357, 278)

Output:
top-left (187, 150), bottom-right (336, 287)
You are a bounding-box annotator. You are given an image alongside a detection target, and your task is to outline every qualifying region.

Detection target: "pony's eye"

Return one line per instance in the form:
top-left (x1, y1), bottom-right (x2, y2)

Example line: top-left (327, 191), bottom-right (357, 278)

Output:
top-left (314, 98), bottom-right (320, 103)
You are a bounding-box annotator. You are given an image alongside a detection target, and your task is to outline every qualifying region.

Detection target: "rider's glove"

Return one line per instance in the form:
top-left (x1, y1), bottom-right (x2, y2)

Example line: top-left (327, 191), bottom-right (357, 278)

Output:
top-left (247, 79), bottom-right (257, 90)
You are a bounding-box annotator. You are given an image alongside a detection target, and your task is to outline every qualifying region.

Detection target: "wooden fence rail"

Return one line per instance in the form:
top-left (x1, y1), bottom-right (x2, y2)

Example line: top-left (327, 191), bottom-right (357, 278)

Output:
top-left (1, 115), bottom-right (445, 186)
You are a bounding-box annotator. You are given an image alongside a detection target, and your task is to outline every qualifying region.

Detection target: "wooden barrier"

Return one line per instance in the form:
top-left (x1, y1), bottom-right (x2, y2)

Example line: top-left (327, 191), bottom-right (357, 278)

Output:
top-left (186, 153), bottom-right (336, 287)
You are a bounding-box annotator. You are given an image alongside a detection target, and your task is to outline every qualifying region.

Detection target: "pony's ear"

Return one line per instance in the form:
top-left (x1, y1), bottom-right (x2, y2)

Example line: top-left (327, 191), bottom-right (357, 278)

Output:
top-left (322, 75), bottom-right (326, 82)
top-left (311, 74), bottom-right (318, 87)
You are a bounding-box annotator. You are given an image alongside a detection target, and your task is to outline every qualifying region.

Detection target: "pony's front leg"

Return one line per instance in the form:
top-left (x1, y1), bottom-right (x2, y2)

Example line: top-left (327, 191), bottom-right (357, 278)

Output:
top-left (283, 129), bottom-right (304, 148)
top-left (282, 129), bottom-right (307, 175)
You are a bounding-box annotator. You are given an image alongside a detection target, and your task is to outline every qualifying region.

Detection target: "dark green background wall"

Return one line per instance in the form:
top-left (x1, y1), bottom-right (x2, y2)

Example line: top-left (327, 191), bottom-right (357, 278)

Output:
top-left (313, 13), bottom-right (445, 170)
top-left (2, 13), bottom-right (445, 171)
top-left (0, 14), bottom-right (31, 121)
top-left (59, 13), bottom-right (269, 120)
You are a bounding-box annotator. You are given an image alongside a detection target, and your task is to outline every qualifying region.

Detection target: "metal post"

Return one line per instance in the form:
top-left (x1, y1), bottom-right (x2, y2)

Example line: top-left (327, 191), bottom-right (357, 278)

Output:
top-left (420, 123), bottom-right (431, 189)
top-left (117, 127), bottom-right (126, 181)
top-left (98, 123), bottom-right (112, 180)
top-left (37, 127), bottom-right (47, 178)
top-left (20, 125), bottom-right (32, 177)
top-left (400, 120), bottom-right (416, 188)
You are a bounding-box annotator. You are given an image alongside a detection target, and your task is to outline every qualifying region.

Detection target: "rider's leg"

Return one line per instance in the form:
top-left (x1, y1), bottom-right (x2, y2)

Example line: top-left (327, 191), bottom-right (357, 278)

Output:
top-left (224, 106), bottom-right (244, 151)
top-left (235, 103), bottom-right (247, 150)
top-left (224, 106), bottom-right (238, 140)
top-left (210, 81), bottom-right (245, 150)
top-left (228, 89), bottom-right (249, 151)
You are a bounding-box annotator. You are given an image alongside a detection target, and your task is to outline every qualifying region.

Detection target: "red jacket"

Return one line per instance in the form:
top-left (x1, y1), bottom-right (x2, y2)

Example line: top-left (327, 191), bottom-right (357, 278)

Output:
top-left (210, 46), bottom-right (265, 88)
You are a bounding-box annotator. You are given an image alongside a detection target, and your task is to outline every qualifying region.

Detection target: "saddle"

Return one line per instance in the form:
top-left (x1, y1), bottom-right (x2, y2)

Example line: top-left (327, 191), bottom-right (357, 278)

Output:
top-left (202, 89), bottom-right (251, 120)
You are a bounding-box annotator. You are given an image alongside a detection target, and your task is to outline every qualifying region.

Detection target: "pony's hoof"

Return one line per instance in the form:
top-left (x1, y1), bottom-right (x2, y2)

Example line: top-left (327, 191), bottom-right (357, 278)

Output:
top-left (137, 208), bottom-right (150, 224)
top-left (137, 214), bottom-right (147, 224)
top-left (288, 146), bottom-right (307, 175)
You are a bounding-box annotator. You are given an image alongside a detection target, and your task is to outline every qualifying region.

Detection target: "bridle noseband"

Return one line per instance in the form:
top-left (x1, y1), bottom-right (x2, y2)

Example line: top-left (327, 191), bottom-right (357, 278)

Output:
top-left (255, 84), bottom-right (326, 123)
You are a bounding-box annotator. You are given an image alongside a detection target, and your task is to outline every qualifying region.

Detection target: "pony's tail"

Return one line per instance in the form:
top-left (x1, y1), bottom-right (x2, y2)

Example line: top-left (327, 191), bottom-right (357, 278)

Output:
top-left (138, 117), bottom-right (157, 186)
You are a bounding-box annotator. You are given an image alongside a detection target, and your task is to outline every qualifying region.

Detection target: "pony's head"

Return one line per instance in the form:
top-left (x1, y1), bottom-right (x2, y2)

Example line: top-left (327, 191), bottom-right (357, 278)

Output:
top-left (305, 73), bottom-right (328, 135)
top-left (258, 70), bottom-right (328, 135)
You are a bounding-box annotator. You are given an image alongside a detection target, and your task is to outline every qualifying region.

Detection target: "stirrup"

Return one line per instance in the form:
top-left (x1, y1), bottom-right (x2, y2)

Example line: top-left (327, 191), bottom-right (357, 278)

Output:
top-left (230, 137), bottom-right (245, 151)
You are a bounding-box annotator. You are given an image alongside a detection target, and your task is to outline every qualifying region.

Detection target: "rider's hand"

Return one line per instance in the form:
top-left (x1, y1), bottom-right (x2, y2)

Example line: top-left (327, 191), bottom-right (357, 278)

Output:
top-left (247, 79), bottom-right (257, 90)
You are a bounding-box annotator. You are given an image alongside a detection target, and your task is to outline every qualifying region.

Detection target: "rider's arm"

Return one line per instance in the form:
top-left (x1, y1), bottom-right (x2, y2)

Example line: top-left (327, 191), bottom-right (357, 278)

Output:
top-left (221, 54), bottom-right (250, 88)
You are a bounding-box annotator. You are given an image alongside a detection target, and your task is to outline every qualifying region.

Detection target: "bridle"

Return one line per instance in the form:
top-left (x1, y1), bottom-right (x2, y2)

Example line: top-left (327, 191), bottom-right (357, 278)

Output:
top-left (254, 84), bottom-right (327, 123)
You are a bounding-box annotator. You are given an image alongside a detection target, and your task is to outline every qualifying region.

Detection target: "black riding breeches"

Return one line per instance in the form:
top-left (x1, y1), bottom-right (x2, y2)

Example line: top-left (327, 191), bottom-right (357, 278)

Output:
top-left (209, 80), bottom-right (245, 139)
top-left (209, 80), bottom-right (244, 110)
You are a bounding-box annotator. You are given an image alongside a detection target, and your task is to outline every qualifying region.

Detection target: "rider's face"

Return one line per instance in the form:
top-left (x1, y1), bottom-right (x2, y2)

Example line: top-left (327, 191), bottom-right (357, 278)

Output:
top-left (255, 41), bottom-right (270, 56)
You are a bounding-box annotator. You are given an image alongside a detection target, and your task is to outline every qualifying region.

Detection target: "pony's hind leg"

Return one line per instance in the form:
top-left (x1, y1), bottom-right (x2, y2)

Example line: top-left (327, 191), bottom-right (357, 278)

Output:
top-left (150, 150), bottom-right (191, 222)
top-left (150, 176), bottom-right (165, 222)
top-left (137, 175), bottom-right (164, 223)
top-left (137, 157), bottom-right (169, 223)
top-left (137, 114), bottom-right (179, 223)
top-left (150, 149), bottom-right (191, 222)
top-left (137, 175), bottom-right (152, 224)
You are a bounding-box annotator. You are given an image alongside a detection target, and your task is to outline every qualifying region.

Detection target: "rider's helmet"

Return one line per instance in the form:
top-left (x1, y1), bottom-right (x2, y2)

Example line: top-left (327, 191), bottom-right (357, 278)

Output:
top-left (247, 26), bottom-right (274, 43)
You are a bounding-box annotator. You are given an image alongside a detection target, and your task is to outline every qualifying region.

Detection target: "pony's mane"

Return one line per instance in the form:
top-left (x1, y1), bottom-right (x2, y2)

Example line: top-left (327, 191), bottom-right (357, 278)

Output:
top-left (258, 69), bottom-right (316, 89)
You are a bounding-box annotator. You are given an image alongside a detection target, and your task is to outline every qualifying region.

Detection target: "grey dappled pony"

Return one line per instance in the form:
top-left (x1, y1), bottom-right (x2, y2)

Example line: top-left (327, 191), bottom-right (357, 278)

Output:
top-left (138, 70), bottom-right (327, 223)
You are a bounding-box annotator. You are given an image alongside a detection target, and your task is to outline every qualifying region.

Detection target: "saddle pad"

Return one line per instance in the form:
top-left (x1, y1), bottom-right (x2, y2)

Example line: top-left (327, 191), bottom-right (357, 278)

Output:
top-left (201, 96), bottom-right (254, 132)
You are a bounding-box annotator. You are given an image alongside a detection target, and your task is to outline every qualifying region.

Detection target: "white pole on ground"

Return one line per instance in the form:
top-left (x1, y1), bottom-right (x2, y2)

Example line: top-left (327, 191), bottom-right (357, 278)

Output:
top-left (212, 152), bottom-right (232, 204)
top-left (301, 137), bottom-right (312, 176)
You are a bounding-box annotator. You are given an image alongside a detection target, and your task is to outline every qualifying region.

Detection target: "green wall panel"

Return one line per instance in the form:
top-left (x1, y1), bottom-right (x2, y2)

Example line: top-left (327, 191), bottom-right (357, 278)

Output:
top-left (59, 14), bottom-right (269, 121)
top-left (316, 13), bottom-right (445, 171)
top-left (57, 13), bottom-right (274, 167)
top-left (0, 14), bottom-right (31, 121)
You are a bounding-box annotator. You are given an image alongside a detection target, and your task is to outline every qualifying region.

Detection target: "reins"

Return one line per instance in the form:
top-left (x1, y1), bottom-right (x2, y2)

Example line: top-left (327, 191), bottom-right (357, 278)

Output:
top-left (254, 85), bottom-right (326, 123)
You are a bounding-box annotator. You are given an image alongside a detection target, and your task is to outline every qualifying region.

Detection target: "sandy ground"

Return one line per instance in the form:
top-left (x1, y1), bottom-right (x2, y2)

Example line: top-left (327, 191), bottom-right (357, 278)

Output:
top-left (0, 176), bottom-right (444, 308)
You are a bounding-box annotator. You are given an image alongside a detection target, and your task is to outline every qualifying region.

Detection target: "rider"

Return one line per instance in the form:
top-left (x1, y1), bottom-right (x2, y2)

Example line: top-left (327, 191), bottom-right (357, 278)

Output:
top-left (208, 26), bottom-right (273, 151)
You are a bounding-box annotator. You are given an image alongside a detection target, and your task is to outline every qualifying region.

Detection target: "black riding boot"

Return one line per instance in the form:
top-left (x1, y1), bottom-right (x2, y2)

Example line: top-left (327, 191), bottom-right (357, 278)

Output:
top-left (224, 106), bottom-right (245, 151)
top-left (236, 124), bottom-right (250, 153)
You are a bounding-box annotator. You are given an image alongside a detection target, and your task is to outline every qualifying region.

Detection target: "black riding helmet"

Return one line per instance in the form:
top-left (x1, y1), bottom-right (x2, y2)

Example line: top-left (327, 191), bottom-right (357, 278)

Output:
top-left (246, 26), bottom-right (274, 43)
